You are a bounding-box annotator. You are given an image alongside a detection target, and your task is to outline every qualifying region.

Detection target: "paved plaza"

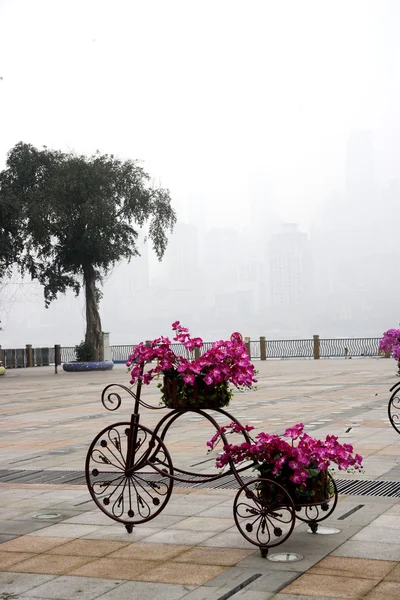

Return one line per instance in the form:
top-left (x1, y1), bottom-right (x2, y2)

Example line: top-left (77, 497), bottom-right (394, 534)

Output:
top-left (0, 358), bottom-right (400, 599)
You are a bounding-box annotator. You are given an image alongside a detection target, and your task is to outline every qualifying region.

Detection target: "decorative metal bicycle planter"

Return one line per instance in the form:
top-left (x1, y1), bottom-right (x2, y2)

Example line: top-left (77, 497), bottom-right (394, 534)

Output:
top-left (85, 377), bottom-right (338, 558)
top-left (388, 381), bottom-right (400, 434)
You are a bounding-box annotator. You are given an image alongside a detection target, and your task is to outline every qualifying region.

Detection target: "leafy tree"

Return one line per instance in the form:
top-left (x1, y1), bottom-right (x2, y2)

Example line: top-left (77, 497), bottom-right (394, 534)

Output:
top-left (0, 166), bottom-right (24, 279)
top-left (0, 142), bottom-right (176, 360)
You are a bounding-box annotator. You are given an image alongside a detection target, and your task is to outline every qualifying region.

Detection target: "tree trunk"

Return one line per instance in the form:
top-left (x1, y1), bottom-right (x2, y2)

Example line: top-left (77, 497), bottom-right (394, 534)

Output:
top-left (83, 265), bottom-right (104, 361)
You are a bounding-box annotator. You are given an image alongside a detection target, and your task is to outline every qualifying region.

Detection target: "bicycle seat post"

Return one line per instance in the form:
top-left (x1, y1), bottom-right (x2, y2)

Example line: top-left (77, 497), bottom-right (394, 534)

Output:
top-left (126, 365), bottom-right (144, 473)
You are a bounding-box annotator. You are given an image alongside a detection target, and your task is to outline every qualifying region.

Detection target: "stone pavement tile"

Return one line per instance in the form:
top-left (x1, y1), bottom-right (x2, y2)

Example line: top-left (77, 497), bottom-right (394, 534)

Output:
top-left (246, 571), bottom-right (301, 593)
top-left (202, 567), bottom-right (268, 590)
top-left (5, 554), bottom-right (95, 575)
top-left (0, 535), bottom-right (73, 553)
top-left (350, 525), bottom-right (400, 544)
top-left (383, 504), bottom-right (400, 515)
top-left (135, 561), bottom-right (227, 585)
top-left (90, 580), bottom-right (196, 600)
top-left (161, 499), bottom-right (227, 517)
top-left (0, 551), bottom-right (35, 568)
top-left (47, 538), bottom-right (130, 557)
top-left (172, 516), bottom-right (233, 532)
top-left (59, 511), bottom-right (122, 526)
top-left (332, 540), bottom-right (400, 561)
top-left (175, 586), bottom-right (232, 600)
top-left (12, 596), bottom-right (53, 599)
top-left (233, 592), bottom-right (275, 600)
top-left (364, 581), bottom-right (400, 599)
top-left (0, 490), bottom-right (48, 502)
top-left (14, 509), bottom-right (85, 522)
top-left (140, 528), bottom-right (216, 545)
top-left (0, 572), bottom-right (56, 595)
top-left (172, 546), bottom-right (255, 566)
top-left (308, 556), bottom-right (397, 580)
top-left (272, 595), bottom-right (346, 600)
top-left (280, 573), bottom-right (381, 598)
top-left (196, 505), bottom-right (234, 519)
top-left (329, 499), bottom-right (393, 522)
top-left (0, 509), bottom-right (36, 519)
top-left (67, 557), bottom-right (151, 580)
top-left (108, 542), bottom-right (190, 561)
top-left (21, 575), bottom-right (124, 599)
top-left (27, 523), bottom-right (101, 538)
top-left (376, 445), bottom-right (400, 455)
top-left (368, 515), bottom-right (400, 528)
top-left (0, 534), bottom-right (17, 543)
top-left (0, 520), bottom-right (51, 535)
top-left (385, 564), bottom-right (400, 582)
top-left (83, 525), bottom-right (160, 542)
top-left (199, 531), bottom-right (258, 549)
top-left (62, 511), bottom-right (184, 528)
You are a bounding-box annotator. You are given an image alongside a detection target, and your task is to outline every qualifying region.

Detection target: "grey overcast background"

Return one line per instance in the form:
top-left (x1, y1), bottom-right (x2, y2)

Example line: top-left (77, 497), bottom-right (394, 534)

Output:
top-left (1, 0), bottom-right (399, 347)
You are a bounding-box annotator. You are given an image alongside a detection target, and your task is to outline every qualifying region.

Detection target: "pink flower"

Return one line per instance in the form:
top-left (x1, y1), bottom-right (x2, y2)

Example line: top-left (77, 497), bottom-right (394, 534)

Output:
top-left (284, 423), bottom-right (304, 440)
top-left (127, 321), bottom-right (257, 390)
top-left (207, 421), bottom-right (363, 485)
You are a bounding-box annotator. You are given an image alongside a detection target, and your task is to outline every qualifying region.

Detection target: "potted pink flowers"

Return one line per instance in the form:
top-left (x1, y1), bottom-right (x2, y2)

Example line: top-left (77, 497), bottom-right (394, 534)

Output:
top-left (126, 322), bottom-right (257, 409)
top-left (207, 422), bottom-right (363, 505)
top-left (379, 329), bottom-right (400, 373)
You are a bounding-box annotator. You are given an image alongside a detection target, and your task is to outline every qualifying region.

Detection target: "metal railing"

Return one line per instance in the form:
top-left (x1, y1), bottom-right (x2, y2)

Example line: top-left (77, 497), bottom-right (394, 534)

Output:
top-left (0, 337), bottom-right (384, 367)
top-left (319, 337), bottom-right (380, 358)
top-left (263, 339), bottom-right (314, 359)
top-left (60, 347), bottom-right (76, 363)
top-left (109, 338), bottom-right (381, 362)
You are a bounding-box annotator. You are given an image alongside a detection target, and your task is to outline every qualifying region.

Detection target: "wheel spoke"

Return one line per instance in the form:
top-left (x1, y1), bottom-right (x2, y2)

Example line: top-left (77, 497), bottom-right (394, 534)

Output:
top-left (86, 422), bottom-right (174, 526)
top-left (233, 478), bottom-right (295, 550)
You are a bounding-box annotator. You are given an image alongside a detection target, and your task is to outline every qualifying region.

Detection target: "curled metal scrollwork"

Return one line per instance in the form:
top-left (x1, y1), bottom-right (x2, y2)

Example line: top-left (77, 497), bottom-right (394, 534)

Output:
top-left (389, 386), bottom-right (400, 435)
top-left (295, 471), bottom-right (338, 525)
top-left (100, 383), bottom-right (165, 412)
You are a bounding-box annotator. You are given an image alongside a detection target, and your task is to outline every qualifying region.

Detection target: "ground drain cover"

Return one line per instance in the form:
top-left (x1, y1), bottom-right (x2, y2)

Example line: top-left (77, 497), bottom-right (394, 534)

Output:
top-left (307, 526), bottom-right (340, 535)
top-left (268, 552), bottom-right (303, 562)
top-left (33, 513), bottom-right (62, 520)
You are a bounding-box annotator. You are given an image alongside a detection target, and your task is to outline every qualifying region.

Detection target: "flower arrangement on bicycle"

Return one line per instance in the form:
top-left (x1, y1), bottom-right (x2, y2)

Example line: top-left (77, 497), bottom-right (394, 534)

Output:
top-left (207, 422), bottom-right (363, 504)
top-left (126, 321), bottom-right (257, 409)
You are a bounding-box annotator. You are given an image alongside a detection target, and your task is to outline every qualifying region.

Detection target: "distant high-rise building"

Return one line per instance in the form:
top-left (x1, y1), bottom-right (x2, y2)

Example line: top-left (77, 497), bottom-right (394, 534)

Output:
top-left (203, 227), bottom-right (241, 286)
top-left (345, 130), bottom-right (376, 206)
top-left (164, 222), bottom-right (200, 290)
top-left (268, 224), bottom-right (310, 307)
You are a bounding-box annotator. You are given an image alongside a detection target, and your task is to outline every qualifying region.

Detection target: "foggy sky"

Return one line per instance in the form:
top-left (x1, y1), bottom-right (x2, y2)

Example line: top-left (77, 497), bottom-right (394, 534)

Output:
top-left (1, 0), bottom-right (400, 347)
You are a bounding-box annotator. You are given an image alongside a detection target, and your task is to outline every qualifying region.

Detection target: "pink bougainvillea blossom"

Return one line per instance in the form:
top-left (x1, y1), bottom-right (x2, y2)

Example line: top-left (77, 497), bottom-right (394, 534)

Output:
top-left (379, 329), bottom-right (400, 356)
top-left (206, 422), bottom-right (363, 488)
top-left (126, 322), bottom-right (257, 391)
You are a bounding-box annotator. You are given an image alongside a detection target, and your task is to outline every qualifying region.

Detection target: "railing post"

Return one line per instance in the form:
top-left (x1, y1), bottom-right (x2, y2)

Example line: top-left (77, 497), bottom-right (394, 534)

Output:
top-left (194, 348), bottom-right (200, 361)
top-left (245, 337), bottom-right (251, 358)
top-left (313, 335), bottom-right (320, 360)
top-left (0, 345), bottom-right (2, 362)
top-left (54, 344), bottom-right (61, 374)
top-left (103, 332), bottom-right (112, 361)
top-left (260, 336), bottom-right (266, 361)
top-left (26, 344), bottom-right (33, 367)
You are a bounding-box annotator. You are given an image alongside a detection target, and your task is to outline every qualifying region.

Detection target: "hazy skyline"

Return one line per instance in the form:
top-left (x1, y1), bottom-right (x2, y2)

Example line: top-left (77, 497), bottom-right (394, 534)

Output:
top-left (1, 1), bottom-right (400, 347)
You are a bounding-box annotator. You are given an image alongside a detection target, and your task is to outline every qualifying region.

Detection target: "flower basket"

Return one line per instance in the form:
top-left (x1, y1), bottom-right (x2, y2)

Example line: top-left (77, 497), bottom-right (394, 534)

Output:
top-left (163, 373), bottom-right (230, 409)
top-left (207, 422), bottom-right (362, 499)
top-left (126, 322), bottom-right (256, 408)
top-left (258, 470), bottom-right (332, 507)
